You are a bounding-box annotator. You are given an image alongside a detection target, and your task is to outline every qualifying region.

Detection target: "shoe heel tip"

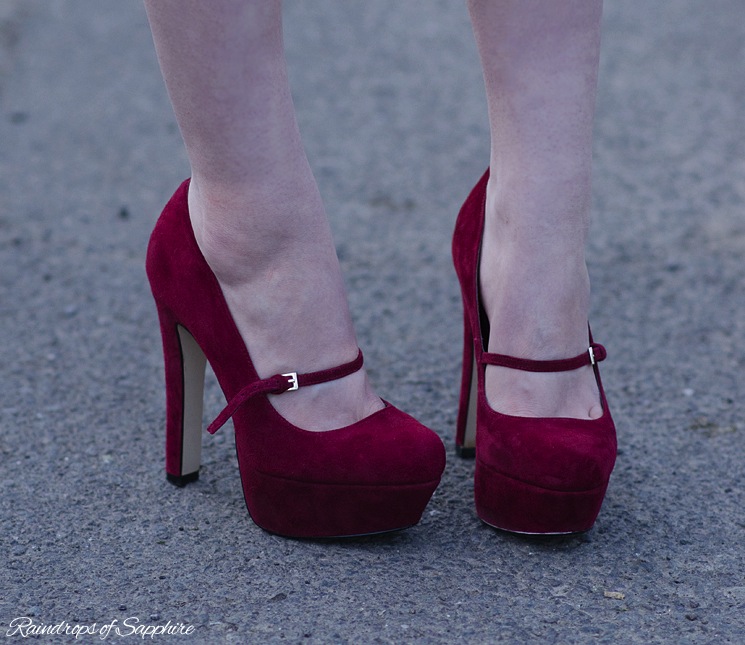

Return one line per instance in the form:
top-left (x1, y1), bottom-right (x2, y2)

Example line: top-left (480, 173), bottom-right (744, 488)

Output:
top-left (455, 444), bottom-right (476, 459)
top-left (167, 471), bottom-right (199, 487)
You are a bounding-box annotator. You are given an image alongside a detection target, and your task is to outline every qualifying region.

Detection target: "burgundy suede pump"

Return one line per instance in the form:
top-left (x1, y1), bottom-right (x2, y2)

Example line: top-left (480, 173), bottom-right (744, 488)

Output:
top-left (146, 180), bottom-right (445, 538)
top-left (452, 170), bottom-right (616, 534)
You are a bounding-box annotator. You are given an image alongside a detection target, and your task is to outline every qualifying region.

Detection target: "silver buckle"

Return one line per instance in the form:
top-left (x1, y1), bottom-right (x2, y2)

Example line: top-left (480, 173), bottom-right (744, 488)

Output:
top-left (588, 346), bottom-right (596, 366)
top-left (282, 372), bottom-right (299, 391)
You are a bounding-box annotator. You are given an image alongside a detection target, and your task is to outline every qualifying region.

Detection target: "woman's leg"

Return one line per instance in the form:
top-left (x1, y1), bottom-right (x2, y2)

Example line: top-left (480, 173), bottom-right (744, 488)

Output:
top-left (144, 0), bottom-right (383, 430)
top-left (467, 0), bottom-right (604, 419)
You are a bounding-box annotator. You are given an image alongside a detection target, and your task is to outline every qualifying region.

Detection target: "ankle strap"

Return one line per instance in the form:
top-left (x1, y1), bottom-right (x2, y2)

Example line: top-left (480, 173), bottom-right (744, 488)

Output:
top-left (207, 349), bottom-right (364, 435)
top-left (481, 343), bottom-right (606, 373)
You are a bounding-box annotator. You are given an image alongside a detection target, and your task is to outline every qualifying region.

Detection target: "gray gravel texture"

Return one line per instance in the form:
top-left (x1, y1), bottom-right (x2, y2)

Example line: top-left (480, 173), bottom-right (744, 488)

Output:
top-left (1, 1), bottom-right (744, 643)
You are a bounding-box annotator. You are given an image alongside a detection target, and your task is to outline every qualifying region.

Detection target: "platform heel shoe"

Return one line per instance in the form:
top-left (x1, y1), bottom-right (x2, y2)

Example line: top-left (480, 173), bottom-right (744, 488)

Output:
top-left (146, 180), bottom-right (446, 538)
top-left (452, 170), bottom-right (616, 534)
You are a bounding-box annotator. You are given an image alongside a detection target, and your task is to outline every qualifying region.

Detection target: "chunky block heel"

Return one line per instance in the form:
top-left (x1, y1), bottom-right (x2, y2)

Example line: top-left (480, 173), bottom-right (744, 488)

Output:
top-left (452, 170), bottom-right (617, 535)
top-left (454, 310), bottom-right (477, 458)
top-left (147, 180), bottom-right (446, 537)
top-left (156, 304), bottom-right (206, 487)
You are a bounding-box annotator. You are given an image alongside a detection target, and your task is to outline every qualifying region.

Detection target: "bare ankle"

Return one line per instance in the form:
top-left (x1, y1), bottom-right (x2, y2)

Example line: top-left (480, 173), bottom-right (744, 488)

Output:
top-left (480, 251), bottom-right (590, 356)
top-left (187, 175), bottom-right (333, 286)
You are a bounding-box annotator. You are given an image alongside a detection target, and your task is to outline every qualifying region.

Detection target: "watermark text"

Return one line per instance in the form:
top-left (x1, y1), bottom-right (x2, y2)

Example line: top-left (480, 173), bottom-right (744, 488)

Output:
top-left (6, 617), bottom-right (195, 639)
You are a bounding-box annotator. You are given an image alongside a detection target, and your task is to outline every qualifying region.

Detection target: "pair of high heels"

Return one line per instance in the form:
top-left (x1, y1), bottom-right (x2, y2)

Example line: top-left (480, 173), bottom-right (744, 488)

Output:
top-left (146, 172), bottom-right (616, 538)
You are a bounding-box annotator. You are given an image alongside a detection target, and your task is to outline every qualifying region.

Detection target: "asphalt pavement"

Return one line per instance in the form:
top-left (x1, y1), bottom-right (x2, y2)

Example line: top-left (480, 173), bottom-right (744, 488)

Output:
top-left (1, 1), bottom-right (744, 643)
